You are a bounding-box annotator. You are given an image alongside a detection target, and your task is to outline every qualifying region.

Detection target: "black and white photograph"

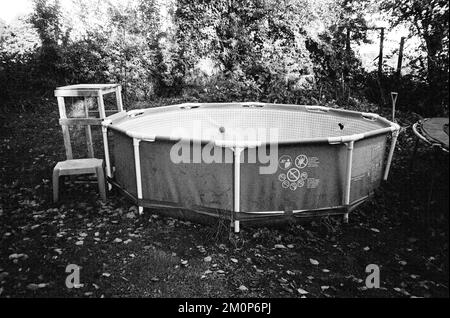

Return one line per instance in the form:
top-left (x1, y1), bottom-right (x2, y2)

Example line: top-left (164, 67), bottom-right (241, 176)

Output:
top-left (0, 0), bottom-right (448, 303)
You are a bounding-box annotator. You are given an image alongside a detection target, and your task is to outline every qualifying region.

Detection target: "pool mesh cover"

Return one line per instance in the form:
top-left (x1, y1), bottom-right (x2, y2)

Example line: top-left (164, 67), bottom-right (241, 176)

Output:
top-left (116, 107), bottom-right (387, 142)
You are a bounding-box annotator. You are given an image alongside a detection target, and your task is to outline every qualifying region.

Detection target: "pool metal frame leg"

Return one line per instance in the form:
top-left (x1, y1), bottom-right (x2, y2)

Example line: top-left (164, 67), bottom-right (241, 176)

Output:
top-left (383, 129), bottom-right (400, 181)
top-left (343, 141), bottom-right (354, 223)
top-left (102, 126), bottom-right (113, 190)
top-left (233, 147), bottom-right (244, 233)
top-left (133, 138), bottom-right (144, 215)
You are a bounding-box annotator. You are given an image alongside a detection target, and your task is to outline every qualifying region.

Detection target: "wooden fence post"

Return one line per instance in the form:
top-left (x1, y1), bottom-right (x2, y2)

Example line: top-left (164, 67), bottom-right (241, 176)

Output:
top-left (377, 27), bottom-right (386, 110)
top-left (396, 37), bottom-right (405, 79)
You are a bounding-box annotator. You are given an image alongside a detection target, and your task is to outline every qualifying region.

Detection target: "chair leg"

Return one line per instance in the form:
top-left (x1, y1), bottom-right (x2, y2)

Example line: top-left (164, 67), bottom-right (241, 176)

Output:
top-left (52, 169), bottom-right (60, 203)
top-left (96, 166), bottom-right (107, 202)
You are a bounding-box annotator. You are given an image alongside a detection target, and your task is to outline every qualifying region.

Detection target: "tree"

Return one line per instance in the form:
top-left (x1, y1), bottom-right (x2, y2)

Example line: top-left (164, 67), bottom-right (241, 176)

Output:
top-left (28, 0), bottom-right (70, 90)
top-left (380, 0), bottom-right (449, 109)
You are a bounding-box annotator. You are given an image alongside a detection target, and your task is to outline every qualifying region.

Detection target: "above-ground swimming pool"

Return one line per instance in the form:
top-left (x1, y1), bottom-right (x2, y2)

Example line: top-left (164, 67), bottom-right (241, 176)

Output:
top-left (101, 102), bottom-right (400, 232)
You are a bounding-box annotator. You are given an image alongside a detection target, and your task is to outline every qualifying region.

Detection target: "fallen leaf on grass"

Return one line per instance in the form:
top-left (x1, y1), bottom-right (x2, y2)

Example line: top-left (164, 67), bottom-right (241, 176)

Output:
top-left (27, 283), bottom-right (47, 290)
top-left (309, 258), bottom-right (319, 265)
top-left (8, 253), bottom-right (28, 260)
top-left (204, 256), bottom-right (212, 262)
top-left (297, 288), bottom-right (309, 295)
top-left (238, 285), bottom-right (248, 291)
top-left (126, 212), bottom-right (136, 219)
top-left (286, 270), bottom-right (295, 276)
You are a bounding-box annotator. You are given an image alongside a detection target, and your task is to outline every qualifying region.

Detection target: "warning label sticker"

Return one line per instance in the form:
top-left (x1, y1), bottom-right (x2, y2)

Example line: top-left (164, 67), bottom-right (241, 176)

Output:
top-left (306, 178), bottom-right (320, 189)
top-left (371, 161), bottom-right (382, 183)
top-left (278, 155), bottom-right (293, 170)
top-left (287, 168), bottom-right (301, 182)
top-left (307, 157), bottom-right (320, 168)
top-left (277, 154), bottom-right (320, 191)
top-left (295, 155), bottom-right (308, 169)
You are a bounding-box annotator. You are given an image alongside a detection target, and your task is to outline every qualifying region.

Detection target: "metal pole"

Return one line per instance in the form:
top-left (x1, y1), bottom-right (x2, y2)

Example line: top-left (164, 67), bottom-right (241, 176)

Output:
top-left (343, 141), bottom-right (354, 223)
top-left (102, 126), bottom-right (112, 190)
top-left (133, 138), bottom-right (144, 214)
top-left (233, 147), bottom-right (244, 233)
top-left (384, 130), bottom-right (399, 181)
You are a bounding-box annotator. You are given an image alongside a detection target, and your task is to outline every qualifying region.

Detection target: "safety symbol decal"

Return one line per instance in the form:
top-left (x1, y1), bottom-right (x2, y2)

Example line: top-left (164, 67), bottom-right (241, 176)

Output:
top-left (277, 154), bottom-right (320, 191)
top-left (295, 154), bottom-right (308, 169)
top-left (287, 168), bottom-right (300, 182)
top-left (278, 155), bottom-right (293, 170)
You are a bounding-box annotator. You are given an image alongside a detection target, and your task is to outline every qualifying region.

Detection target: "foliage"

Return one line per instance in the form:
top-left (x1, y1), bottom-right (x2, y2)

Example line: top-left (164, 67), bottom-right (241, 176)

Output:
top-left (0, 17), bottom-right (41, 101)
top-left (380, 0), bottom-right (449, 113)
top-left (0, 0), bottom-right (172, 104)
top-left (0, 0), bottom-right (448, 115)
top-left (175, 0), bottom-right (370, 104)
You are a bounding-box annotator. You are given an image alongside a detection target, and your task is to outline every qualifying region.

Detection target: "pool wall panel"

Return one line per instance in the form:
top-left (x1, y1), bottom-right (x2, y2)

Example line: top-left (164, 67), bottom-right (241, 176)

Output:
top-left (112, 131), bottom-right (137, 197)
top-left (138, 140), bottom-right (234, 211)
top-left (239, 143), bottom-right (347, 213)
top-left (350, 135), bottom-right (387, 203)
top-left (111, 131), bottom-right (388, 217)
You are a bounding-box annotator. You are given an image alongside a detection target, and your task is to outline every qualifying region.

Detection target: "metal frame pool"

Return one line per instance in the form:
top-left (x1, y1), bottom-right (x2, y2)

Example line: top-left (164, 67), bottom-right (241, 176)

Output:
top-left (101, 102), bottom-right (400, 232)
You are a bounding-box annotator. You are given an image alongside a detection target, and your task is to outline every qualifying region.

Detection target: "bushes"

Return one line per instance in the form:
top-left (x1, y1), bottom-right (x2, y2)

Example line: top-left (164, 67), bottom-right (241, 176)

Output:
top-left (0, 0), bottom-right (447, 116)
top-left (362, 70), bottom-right (448, 117)
top-left (0, 0), bottom-right (176, 107)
